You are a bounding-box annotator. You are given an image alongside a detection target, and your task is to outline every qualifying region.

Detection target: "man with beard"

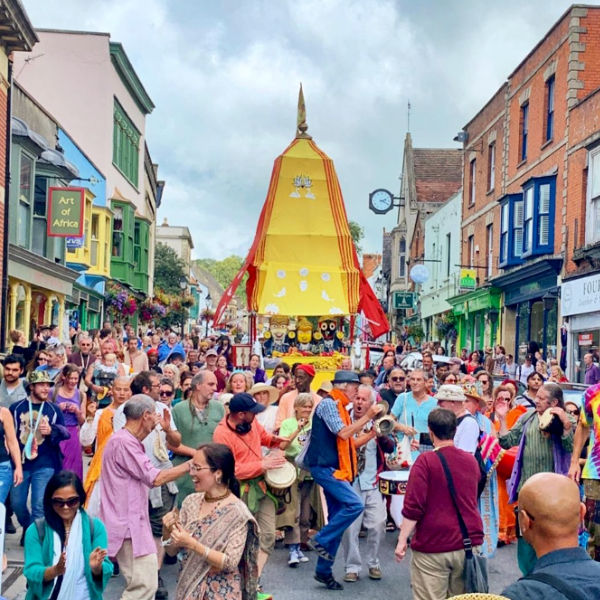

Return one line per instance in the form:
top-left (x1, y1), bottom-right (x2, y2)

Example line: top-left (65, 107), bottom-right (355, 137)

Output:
top-left (124, 335), bottom-right (149, 375)
top-left (379, 367), bottom-right (407, 414)
top-left (305, 370), bottom-right (383, 590)
top-left (0, 354), bottom-right (27, 408)
top-left (10, 370), bottom-right (68, 541)
top-left (213, 392), bottom-right (290, 598)
top-left (516, 371), bottom-right (544, 408)
top-left (274, 364), bottom-right (320, 430)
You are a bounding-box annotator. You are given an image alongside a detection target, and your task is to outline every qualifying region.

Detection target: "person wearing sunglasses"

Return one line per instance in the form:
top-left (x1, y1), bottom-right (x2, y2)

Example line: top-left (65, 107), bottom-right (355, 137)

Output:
top-left (23, 470), bottom-right (113, 599)
top-left (379, 368), bottom-right (407, 413)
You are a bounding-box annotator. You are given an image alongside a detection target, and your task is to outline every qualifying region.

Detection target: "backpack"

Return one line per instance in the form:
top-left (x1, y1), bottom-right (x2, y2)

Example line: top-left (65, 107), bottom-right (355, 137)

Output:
top-left (456, 414), bottom-right (487, 498)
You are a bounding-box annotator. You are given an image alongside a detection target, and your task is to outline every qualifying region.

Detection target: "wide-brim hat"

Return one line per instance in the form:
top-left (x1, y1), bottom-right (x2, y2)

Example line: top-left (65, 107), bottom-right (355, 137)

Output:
top-left (26, 370), bottom-right (55, 388)
top-left (435, 384), bottom-right (466, 402)
top-left (318, 380), bottom-right (333, 393)
top-left (462, 382), bottom-right (487, 409)
top-left (249, 383), bottom-right (279, 405)
top-left (332, 370), bottom-right (360, 384)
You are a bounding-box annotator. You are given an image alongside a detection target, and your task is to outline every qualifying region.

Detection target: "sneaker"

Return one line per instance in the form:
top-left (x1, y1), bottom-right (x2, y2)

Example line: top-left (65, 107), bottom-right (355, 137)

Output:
top-left (288, 548), bottom-right (300, 567)
top-left (297, 549), bottom-right (309, 563)
top-left (368, 566), bottom-right (382, 580)
top-left (343, 572), bottom-right (359, 582)
top-left (111, 559), bottom-right (120, 577)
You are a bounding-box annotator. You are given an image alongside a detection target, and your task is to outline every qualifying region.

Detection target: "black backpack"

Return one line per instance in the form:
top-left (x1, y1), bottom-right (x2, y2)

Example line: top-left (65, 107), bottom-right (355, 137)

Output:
top-left (456, 414), bottom-right (487, 498)
top-left (34, 514), bottom-right (95, 542)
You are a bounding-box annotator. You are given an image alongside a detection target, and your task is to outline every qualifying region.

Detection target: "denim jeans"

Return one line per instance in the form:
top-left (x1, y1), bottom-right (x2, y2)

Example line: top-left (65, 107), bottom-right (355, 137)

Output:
top-left (310, 466), bottom-right (364, 577)
top-left (0, 461), bottom-right (12, 504)
top-left (11, 467), bottom-right (54, 529)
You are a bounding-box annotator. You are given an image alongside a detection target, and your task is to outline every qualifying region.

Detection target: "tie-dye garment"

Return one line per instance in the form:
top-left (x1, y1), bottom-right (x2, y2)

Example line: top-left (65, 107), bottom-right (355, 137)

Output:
top-left (582, 383), bottom-right (600, 480)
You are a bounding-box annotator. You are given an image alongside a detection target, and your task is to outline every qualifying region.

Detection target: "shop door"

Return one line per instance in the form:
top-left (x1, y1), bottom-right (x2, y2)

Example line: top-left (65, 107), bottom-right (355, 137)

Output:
top-left (574, 331), bottom-right (599, 383)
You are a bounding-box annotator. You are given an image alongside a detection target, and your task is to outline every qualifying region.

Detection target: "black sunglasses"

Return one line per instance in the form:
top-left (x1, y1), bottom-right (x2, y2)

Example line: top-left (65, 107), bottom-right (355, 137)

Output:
top-left (52, 496), bottom-right (80, 508)
top-left (390, 376), bottom-right (406, 382)
top-left (159, 390), bottom-right (174, 397)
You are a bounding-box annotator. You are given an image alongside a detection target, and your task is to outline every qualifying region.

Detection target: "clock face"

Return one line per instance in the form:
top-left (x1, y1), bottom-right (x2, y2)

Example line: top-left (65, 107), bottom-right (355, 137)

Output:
top-left (369, 189), bottom-right (394, 214)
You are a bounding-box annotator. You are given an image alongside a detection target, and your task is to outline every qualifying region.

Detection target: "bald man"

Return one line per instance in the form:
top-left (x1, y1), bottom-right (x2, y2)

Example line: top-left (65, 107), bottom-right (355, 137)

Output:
top-left (502, 473), bottom-right (600, 599)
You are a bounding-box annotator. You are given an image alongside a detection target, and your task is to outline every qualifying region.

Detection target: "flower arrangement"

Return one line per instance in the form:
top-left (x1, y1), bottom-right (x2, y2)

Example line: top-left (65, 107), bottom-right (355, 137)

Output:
top-left (106, 288), bottom-right (137, 316)
top-left (139, 298), bottom-right (168, 323)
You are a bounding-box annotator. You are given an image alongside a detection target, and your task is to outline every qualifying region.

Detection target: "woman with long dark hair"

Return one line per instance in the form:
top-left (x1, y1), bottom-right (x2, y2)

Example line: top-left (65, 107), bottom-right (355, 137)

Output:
top-left (23, 470), bottom-right (113, 599)
top-left (163, 443), bottom-right (259, 600)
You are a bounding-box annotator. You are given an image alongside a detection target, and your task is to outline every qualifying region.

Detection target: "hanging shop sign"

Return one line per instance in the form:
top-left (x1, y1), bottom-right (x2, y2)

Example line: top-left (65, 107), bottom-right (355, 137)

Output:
top-left (459, 269), bottom-right (477, 291)
top-left (47, 187), bottom-right (85, 237)
top-left (393, 291), bottom-right (414, 310)
top-left (562, 274), bottom-right (600, 317)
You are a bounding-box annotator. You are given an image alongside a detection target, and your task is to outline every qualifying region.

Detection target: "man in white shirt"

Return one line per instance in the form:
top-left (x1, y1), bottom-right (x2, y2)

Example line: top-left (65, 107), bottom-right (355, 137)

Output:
top-left (436, 384), bottom-right (479, 454)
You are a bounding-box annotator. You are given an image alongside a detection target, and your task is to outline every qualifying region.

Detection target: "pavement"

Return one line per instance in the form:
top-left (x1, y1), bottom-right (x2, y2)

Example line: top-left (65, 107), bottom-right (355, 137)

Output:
top-left (3, 522), bottom-right (520, 599)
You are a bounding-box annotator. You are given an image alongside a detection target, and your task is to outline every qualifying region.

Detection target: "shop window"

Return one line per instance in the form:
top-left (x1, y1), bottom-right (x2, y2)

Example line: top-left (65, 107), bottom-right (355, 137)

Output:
top-left (586, 146), bottom-right (600, 244)
top-left (90, 213), bottom-right (99, 267)
top-left (398, 237), bottom-right (406, 278)
top-left (32, 176), bottom-right (48, 257)
top-left (17, 151), bottom-right (34, 247)
top-left (499, 193), bottom-right (524, 267)
top-left (469, 159), bottom-right (476, 206)
top-left (113, 99), bottom-right (140, 187)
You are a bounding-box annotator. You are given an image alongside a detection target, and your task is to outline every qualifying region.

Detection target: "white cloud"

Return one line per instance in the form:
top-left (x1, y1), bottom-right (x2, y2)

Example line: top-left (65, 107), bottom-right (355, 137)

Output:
top-left (22, 0), bottom-right (584, 260)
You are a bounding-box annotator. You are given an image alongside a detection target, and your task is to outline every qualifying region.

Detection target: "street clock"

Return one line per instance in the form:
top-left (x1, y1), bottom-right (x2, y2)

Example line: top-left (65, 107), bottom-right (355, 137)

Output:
top-left (368, 188), bottom-right (395, 214)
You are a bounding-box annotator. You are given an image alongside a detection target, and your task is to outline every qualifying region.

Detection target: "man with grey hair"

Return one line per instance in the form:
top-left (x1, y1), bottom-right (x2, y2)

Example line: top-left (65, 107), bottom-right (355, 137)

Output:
top-left (100, 394), bottom-right (190, 599)
top-left (498, 381), bottom-right (574, 576)
top-left (171, 370), bottom-right (223, 506)
top-left (341, 384), bottom-right (394, 582)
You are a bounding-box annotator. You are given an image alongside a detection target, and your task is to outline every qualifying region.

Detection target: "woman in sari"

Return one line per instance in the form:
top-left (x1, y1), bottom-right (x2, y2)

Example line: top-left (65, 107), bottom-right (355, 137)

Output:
top-left (80, 376), bottom-right (131, 516)
top-left (163, 443), bottom-right (259, 600)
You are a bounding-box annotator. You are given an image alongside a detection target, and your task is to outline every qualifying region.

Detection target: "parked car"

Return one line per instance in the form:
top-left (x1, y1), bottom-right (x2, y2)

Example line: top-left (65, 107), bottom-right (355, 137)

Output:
top-left (399, 352), bottom-right (456, 372)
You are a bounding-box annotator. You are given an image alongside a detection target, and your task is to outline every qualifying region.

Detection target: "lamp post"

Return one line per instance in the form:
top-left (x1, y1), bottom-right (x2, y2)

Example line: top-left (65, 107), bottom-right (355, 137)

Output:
top-left (542, 291), bottom-right (556, 360)
top-left (488, 307), bottom-right (499, 347)
top-left (179, 276), bottom-right (188, 334)
top-left (205, 292), bottom-right (212, 337)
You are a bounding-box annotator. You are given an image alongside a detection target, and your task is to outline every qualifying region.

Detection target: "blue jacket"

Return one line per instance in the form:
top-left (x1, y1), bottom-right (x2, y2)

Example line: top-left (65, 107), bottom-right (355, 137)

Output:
top-left (23, 509), bottom-right (113, 600)
top-left (157, 341), bottom-right (185, 363)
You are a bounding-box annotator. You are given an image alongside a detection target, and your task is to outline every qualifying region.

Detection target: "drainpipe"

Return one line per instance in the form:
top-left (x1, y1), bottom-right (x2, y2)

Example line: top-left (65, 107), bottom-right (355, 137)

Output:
top-left (0, 59), bottom-right (13, 353)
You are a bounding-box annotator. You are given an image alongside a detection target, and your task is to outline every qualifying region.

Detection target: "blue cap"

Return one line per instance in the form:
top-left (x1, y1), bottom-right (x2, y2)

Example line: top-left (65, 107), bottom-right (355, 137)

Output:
top-left (229, 392), bottom-right (266, 414)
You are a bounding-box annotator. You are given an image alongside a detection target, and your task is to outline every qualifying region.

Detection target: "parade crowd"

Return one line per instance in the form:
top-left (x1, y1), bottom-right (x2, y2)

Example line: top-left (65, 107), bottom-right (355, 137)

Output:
top-left (1, 324), bottom-right (600, 599)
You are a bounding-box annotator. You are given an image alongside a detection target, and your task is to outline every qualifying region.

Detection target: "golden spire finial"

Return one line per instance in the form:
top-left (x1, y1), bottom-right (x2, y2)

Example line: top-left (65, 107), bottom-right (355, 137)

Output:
top-left (296, 83), bottom-right (312, 139)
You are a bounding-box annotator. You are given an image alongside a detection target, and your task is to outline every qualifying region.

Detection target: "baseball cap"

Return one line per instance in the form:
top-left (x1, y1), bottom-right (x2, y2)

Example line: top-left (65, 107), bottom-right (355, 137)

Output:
top-left (205, 349), bottom-right (218, 357)
top-left (229, 392), bottom-right (266, 414)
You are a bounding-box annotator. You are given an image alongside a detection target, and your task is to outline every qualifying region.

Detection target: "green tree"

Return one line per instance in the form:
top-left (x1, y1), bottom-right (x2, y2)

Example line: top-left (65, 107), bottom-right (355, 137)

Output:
top-left (194, 255), bottom-right (248, 304)
top-left (348, 220), bottom-right (364, 254)
top-left (154, 243), bottom-right (187, 294)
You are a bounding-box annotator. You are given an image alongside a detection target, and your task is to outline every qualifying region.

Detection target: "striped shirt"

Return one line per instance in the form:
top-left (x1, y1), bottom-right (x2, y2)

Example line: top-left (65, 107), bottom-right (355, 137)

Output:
top-left (499, 410), bottom-right (574, 493)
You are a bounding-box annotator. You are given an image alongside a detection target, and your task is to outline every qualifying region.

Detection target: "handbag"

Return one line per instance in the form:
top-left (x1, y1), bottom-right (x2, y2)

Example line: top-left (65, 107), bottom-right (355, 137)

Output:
top-left (295, 428), bottom-right (312, 471)
top-left (436, 449), bottom-right (489, 594)
top-left (385, 392), bottom-right (413, 470)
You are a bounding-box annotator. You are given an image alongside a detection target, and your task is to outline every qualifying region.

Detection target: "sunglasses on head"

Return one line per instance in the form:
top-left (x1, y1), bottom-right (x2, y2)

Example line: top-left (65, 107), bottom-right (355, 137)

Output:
top-left (52, 496), bottom-right (80, 508)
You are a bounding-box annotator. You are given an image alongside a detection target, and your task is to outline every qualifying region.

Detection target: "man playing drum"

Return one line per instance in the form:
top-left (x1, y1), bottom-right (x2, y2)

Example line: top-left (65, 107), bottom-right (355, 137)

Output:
top-left (341, 384), bottom-right (394, 582)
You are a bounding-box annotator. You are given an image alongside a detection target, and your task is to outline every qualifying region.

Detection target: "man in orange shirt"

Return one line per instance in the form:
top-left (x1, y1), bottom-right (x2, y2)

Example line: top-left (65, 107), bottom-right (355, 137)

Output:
top-left (213, 392), bottom-right (290, 586)
top-left (274, 364), bottom-right (320, 430)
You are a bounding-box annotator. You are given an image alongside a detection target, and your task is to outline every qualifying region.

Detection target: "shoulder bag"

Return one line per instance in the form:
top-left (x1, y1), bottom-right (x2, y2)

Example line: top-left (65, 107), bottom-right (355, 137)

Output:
top-left (385, 392), bottom-right (413, 470)
top-left (436, 449), bottom-right (489, 594)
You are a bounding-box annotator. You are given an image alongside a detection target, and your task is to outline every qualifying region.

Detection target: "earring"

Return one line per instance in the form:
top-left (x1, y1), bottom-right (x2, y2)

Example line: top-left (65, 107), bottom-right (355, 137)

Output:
top-left (216, 475), bottom-right (222, 485)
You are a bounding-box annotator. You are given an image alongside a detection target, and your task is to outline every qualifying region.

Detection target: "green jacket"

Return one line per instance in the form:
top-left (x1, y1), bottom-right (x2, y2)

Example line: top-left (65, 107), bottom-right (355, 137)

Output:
top-left (23, 509), bottom-right (113, 600)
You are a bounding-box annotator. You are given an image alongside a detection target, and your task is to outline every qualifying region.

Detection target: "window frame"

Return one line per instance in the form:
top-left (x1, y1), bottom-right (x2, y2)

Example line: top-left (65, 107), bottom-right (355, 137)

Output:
top-left (112, 99), bottom-right (140, 188)
top-left (398, 237), bottom-right (406, 278)
top-left (469, 158), bottom-right (476, 206)
top-left (486, 223), bottom-right (493, 279)
top-left (545, 76), bottom-right (555, 143)
top-left (487, 142), bottom-right (496, 192)
top-left (498, 193), bottom-right (524, 268)
top-left (519, 102), bottom-right (529, 163)
top-left (585, 145), bottom-right (600, 245)
top-left (521, 175), bottom-right (556, 258)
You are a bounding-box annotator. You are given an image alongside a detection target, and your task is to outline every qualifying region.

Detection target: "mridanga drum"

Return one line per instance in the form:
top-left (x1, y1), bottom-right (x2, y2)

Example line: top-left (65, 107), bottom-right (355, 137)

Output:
top-left (265, 461), bottom-right (297, 510)
top-left (378, 470), bottom-right (410, 496)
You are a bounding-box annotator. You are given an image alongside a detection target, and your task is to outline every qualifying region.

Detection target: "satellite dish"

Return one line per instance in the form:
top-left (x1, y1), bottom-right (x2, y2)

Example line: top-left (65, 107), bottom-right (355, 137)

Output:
top-left (410, 264), bottom-right (429, 284)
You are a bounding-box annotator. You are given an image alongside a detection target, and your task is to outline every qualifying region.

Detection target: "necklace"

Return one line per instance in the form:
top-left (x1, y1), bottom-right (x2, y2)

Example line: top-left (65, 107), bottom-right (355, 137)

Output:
top-left (204, 489), bottom-right (230, 503)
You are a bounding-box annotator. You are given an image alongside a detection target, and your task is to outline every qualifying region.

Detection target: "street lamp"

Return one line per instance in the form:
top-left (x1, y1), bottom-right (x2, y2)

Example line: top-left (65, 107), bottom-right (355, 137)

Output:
top-left (542, 291), bottom-right (557, 360)
top-left (205, 292), bottom-right (212, 337)
top-left (488, 307), bottom-right (499, 347)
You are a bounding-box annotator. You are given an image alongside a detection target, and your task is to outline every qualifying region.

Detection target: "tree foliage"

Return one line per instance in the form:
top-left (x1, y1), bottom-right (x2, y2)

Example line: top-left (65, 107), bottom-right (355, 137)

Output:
top-left (154, 243), bottom-right (188, 295)
top-left (348, 220), bottom-right (364, 255)
top-left (194, 255), bottom-right (247, 305)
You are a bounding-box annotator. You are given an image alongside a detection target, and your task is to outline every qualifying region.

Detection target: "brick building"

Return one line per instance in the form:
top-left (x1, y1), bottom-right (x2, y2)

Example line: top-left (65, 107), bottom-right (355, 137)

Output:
top-left (454, 4), bottom-right (600, 367)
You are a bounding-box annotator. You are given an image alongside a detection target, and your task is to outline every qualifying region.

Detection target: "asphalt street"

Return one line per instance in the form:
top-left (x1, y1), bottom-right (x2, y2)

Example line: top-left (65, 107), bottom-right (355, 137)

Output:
top-left (95, 531), bottom-right (518, 599)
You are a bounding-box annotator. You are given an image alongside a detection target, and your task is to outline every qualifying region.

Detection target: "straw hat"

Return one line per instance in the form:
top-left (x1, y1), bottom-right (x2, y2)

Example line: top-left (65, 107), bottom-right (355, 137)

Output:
top-left (249, 383), bottom-right (279, 405)
top-left (435, 384), bottom-right (466, 402)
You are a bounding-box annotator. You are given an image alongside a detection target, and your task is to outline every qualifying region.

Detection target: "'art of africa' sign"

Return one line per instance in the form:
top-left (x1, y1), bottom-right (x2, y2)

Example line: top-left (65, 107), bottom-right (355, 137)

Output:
top-left (47, 187), bottom-right (85, 237)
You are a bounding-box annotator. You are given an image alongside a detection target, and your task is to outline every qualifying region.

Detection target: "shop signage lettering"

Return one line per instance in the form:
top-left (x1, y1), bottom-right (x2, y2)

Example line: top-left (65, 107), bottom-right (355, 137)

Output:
top-left (393, 291), bottom-right (414, 309)
top-left (562, 274), bottom-right (600, 317)
top-left (47, 187), bottom-right (85, 237)
top-left (579, 333), bottom-right (593, 346)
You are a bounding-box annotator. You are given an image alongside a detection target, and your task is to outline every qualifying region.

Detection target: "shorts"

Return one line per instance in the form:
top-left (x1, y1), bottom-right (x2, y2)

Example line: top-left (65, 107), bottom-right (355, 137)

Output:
top-left (149, 484), bottom-right (177, 538)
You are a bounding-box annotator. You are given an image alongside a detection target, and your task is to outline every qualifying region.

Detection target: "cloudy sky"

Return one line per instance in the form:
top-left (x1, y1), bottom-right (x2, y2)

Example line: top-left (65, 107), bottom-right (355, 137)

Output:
top-left (22, 0), bottom-right (593, 260)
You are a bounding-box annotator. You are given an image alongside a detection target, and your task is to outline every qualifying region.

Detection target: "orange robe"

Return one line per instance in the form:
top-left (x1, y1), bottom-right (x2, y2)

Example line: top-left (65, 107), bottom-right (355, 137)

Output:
top-left (83, 406), bottom-right (116, 503)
